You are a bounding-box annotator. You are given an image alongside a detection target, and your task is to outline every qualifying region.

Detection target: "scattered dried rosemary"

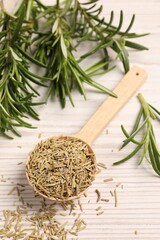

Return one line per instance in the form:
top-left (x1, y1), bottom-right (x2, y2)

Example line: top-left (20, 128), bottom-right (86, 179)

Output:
top-left (0, 205), bottom-right (67, 239)
top-left (0, 181), bottom-right (88, 239)
top-left (27, 136), bottom-right (96, 200)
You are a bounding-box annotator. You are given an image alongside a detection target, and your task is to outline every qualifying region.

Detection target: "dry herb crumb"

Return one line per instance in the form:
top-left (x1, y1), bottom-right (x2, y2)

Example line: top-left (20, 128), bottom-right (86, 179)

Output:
top-left (116, 182), bottom-right (122, 187)
top-left (78, 200), bottom-right (83, 212)
top-left (83, 192), bottom-right (87, 198)
top-left (135, 230), bottom-right (138, 235)
top-left (72, 212), bottom-right (77, 216)
top-left (114, 189), bottom-right (118, 207)
top-left (60, 202), bottom-right (69, 211)
top-left (110, 190), bottom-right (114, 197)
top-left (17, 162), bottom-right (23, 165)
top-left (96, 206), bottom-right (102, 211)
top-left (1, 179), bottom-right (6, 182)
top-left (17, 145), bottom-right (22, 148)
top-left (8, 187), bottom-right (17, 195)
top-left (95, 189), bottom-right (101, 202)
top-left (101, 198), bottom-right (109, 202)
top-left (97, 162), bottom-right (107, 169)
top-left (96, 211), bottom-right (104, 216)
top-left (69, 214), bottom-right (86, 235)
top-left (96, 168), bottom-right (101, 174)
top-left (17, 183), bottom-right (25, 187)
top-left (60, 212), bottom-right (67, 216)
top-left (104, 178), bottom-right (113, 183)
top-left (38, 133), bottom-right (42, 138)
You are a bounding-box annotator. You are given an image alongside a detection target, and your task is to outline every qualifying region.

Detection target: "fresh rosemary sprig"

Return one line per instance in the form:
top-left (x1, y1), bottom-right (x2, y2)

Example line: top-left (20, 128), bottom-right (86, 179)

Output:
top-left (0, 0), bottom-right (148, 137)
top-left (114, 93), bottom-right (160, 176)
top-left (0, 1), bottom-right (48, 138)
top-left (33, 0), bottom-right (148, 107)
top-left (73, 1), bottom-right (148, 73)
top-left (33, 0), bottom-right (117, 107)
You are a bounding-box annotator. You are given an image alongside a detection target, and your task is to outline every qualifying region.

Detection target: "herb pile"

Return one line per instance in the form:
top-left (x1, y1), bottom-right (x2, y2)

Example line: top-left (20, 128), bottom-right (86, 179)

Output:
top-left (0, 163), bottom-right (119, 240)
top-left (0, 0), bottom-right (148, 138)
top-left (0, 203), bottom-right (86, 239)
top-left (27, 136), bottom-right (96, 200)
top-left (114, 93), bottom-right (160, 176)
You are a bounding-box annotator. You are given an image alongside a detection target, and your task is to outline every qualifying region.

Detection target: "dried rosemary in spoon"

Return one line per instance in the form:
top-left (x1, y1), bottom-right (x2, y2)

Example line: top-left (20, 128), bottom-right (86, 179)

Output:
top-left (27, 136), bottom-right (96, 201)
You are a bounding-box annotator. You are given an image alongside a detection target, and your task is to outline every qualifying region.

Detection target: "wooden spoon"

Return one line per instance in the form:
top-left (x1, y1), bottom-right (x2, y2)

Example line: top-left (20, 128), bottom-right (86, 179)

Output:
top-left (26, 66), bottom-right (147, 202)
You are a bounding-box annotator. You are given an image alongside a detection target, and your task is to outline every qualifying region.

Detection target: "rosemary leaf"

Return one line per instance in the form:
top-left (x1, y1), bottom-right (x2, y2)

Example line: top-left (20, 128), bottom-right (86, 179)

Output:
top-left (32, 0), bottom-right (148, 106)
top-left (114, 93), bottom-right (160, 176)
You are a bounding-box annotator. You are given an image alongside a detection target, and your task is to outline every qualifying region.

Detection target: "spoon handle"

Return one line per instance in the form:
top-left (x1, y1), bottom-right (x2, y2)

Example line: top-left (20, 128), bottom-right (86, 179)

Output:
top-left (74, 66), bottom-right (147, 144)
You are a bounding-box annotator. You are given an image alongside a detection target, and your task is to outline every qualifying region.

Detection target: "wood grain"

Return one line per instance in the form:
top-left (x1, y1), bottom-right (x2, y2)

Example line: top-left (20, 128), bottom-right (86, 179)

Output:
top-left (0, 1), bottom-right (160, 239)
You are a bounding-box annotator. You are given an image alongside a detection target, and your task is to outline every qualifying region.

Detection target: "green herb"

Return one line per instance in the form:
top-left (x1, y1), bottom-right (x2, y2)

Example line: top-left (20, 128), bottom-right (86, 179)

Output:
top-left (0, 1), bottom-right (48, 138)
top-left (0, 0), bottom-right (148, 138)
top-left (33, 0), bottom-right (148, 107)
top-left (26, 136), bottom-right (96, 201)
top-left (113, 93), bottom-right (160, 176)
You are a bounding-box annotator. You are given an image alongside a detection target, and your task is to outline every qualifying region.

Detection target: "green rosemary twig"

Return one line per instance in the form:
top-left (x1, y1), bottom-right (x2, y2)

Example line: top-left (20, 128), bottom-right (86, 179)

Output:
top-left (0, 0), bottom-right (149, 138)
top-left (33, 0), bottom-right (148, 107)
top-left (72, 0), bottom-right (149, 72)
top-left (113, 93), bottom-right (160, 176)
top-left (0, 1), bottom-right (48, 138)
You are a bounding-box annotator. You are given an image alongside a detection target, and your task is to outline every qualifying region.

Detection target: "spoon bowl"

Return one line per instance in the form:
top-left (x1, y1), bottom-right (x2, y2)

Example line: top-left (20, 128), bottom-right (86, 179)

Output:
top-left (26, 136), bottom-right (96, 202)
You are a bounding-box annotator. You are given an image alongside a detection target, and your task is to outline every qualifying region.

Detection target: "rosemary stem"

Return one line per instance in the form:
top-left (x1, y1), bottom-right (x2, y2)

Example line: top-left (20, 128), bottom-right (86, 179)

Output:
top-left (26, 0), bottom-right (33, 21)
top-left (137, 93), bottom-right (145, 104)
top-left (137, 93), bottom-right (150, 120)
top-left (57, 0), bottom-right (60, 8)
top-left (77, 1), bottom-right (104, 39)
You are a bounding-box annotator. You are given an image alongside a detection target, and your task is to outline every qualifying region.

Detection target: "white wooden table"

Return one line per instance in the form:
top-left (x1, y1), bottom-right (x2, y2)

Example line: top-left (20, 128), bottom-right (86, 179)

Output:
top-left (1, 0), bottom-right (160, 239)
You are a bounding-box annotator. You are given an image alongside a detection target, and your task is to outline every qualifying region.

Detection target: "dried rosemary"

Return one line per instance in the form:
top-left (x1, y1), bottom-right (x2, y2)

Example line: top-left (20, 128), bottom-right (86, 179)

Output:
top-left (0, 181), bottom-right (89, 239)
top-left (95, 189), bottom-right (101, 202)
top-left (0, 205), bottom-right (67, 239)
top-left (27, 136), bottom-right (96, 200)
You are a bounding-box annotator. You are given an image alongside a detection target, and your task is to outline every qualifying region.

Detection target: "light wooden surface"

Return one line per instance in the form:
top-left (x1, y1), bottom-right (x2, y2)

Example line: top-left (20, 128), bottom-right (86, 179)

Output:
top-left (1, 0), bottom-right (160, 239)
